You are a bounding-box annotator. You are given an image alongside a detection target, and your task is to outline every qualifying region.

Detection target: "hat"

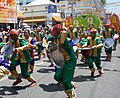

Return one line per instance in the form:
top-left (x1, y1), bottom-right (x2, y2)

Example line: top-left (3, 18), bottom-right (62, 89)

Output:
top-left (10, 29), bottom-right (19, 36)
top-left (90, 28), bottom-right (97, 34)
top-left (52, 24), bottom-right (62, 34)
top-left (104, 24), bottom-right (110, 27)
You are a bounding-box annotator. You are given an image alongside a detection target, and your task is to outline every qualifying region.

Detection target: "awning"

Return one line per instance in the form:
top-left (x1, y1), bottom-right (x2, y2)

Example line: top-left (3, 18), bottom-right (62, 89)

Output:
top-left (17, 11), bottom-right (26, 19)
top-left (52, 16), bottom-right (64, 22)
top-left (23, 18), bottom-right (46, 23)
top-left (1, 8), bottom-right (26, 19)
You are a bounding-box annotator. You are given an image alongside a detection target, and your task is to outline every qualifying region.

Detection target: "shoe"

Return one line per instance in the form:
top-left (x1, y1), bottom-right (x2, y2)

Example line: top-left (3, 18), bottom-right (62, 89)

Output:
top-left (29, 82), bottom-right (37, 87)
top-left (99, 71), bottom-right (103, 76)
top-left (91, 72), bottom-right (94, 77)
top-left (12, 78), bottom-right (22, 86)
top-left (29, 70), bottom-right (33, 74)
top-left (59, 82), bottom-right (77, 89)
top-left (71, 81), bottom-right (77, 89)
top-left (65, 88), bottom-right (77, 98)
top-left (107, 58), bottom-right (111, 62)
top-left (106, 57), bottom-right (108, 61)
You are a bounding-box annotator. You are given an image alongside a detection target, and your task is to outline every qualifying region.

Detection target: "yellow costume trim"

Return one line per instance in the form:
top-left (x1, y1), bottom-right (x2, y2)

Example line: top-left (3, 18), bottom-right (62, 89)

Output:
top-left (60, 32), bottom-right (70, 61)
top-left (69, 31), bottom-right (75, 39)
top-left (89, 37), bottom-right (98, 57)
top-left (60, 31), bottom-right (67, 44)
top-left (105, 30), bottom-right (111, 38)
top-left (36, 32), bottom-right (41, 41)
top-left (14, 39), bottom-right (26, 63)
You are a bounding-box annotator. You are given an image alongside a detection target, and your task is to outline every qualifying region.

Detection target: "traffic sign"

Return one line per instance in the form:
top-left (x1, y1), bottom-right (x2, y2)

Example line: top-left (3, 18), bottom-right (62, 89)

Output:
top-left (48, 4), bottom-right (57, 13)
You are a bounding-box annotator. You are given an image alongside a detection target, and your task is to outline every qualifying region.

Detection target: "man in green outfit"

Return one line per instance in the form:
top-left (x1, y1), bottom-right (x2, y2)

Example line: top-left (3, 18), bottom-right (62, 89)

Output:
top-left (36, 27), bottom-right (45, 60)
top-left (51, 24), bottom-right (77, 98)
top-left (87, 28), bottom-right (103, 76)
top-left (79, 31), bottom-right (89, 63)
top-left (9, 29), bottom-right (37, 87)
top-left (67, 25), bottom-right (78, 40)
top-left (102, 24), bottom-right (114, 61)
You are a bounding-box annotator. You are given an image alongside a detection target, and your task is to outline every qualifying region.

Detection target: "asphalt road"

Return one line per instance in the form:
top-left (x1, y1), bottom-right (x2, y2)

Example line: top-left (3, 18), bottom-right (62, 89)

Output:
top-left (0, 44), bottom-right (120, 98)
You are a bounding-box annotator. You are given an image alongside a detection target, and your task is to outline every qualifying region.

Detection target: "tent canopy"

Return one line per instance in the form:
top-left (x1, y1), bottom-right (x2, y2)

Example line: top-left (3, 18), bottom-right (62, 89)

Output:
top-left (25, 0), bottom-right (56, 6)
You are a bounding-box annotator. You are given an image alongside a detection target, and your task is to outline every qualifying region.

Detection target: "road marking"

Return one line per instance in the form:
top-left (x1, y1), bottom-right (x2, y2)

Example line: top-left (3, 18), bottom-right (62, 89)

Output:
top-left (0, 61), bottom-right (46, 81)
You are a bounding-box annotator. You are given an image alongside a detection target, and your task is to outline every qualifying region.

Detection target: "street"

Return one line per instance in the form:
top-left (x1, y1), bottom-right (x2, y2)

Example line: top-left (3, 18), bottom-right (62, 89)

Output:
top-left (0, 44), bottom-right (120, 98)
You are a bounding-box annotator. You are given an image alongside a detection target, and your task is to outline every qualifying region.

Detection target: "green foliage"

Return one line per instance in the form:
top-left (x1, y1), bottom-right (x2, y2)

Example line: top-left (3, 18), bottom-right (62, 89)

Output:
top-left (100, 0), bottom-right (106, 4)
top-left (71, 14), bottom-right (103, 29)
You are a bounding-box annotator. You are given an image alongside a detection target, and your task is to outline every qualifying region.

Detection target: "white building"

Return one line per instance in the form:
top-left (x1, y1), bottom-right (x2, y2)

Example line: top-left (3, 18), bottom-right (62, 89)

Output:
top-left (57, 0), bottom-right (105, 18)
top-left (23, 0), bottom-right (63, 27)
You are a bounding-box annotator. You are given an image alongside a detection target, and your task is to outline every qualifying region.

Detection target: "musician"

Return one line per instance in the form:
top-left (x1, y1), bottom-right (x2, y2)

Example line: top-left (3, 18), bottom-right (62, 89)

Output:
top-left (67, 25), bottom-right (78, 39)
top-left (81, 25), bottom-right (85, 33)
top-left (24, 29), bottom-right (36, 73)
top-left (9, 29), bottom-right (37, 87)
top-left (87, 28), bottom-right (103, 76)
top-left (97, 26), bottom-right (104, 42)
top-left (78, 25), bottom-right (86, 36)
top-left (102, 24), bottom-right (114, 61)
top-left (67, 25), bottom-right (79, 59)
top-left (51, 24), bottom-right (77, 98)
top-left (77, 31), bottom-right (89, 63)
top-left (36, 27), bottom-right (45, 60)
top-left (87, 23), bottom-right (94, 36)
top-left (31, 31), bottom-right (37, 41)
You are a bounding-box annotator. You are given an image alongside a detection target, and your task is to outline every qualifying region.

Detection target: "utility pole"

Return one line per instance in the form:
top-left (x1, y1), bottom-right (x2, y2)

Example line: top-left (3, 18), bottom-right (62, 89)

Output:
top-left (68, 0), bottom-right (76, 18)
top-left (31, 10), bottom-right (34, 28)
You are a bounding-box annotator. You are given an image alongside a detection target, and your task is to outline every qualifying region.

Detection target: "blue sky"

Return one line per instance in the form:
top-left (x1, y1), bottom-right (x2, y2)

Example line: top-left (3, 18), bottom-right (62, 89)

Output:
top-left (106, 0), bottom-right (120, 17)
top-left (107, 0), bottom-right (120, 3)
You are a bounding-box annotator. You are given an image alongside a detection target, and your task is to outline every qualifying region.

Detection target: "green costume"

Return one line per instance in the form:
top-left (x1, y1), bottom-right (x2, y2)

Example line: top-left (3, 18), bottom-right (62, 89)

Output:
top-left (67, 31), bottom-right (78, 39)
top-left (87, 37), bottom-right (103, 70)
top-left (46, 35), bottom-right (54, 42)
top-left (36, 32), bottom-right (44, 53)
top-left (0, 42), bottom-right (6, 47)
top-left (54, 32), bottom-right (76, 91)
top-left (80, 38), bottom-right (88, 45)
top-left (10, 37), bottom-right (31, 79)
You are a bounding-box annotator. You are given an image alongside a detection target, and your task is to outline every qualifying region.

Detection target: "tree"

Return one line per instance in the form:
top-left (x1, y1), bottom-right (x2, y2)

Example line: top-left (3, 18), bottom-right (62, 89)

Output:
top-left (100, 0), bottom-right (106, 4)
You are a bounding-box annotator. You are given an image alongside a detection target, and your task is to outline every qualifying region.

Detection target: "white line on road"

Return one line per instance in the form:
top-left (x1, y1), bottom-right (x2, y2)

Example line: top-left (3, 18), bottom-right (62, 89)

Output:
top-left (0, 61), bottom-right (46, 82)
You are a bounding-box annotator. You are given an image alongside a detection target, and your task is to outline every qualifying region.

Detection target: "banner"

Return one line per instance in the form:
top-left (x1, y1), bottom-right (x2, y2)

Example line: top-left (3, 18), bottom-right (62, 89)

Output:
top-left (0, 0), bottom-right (17, 23)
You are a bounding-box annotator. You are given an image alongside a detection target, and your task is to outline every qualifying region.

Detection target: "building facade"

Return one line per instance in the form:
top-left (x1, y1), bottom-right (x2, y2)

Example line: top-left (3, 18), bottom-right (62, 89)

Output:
top-left (57, 0), bottom-right (105, 18)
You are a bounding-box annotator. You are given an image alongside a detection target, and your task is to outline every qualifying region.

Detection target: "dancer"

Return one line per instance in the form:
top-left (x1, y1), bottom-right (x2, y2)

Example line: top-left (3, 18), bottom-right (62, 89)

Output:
top-left (9, 29), bottom-right (37, 86)
top-left (51, 24), bottom-right (77, 98)
top-left (102, 24), bottom-right (114, 61)
top-left (87, 28), bottom-right (103, 76)
top-left (36, 27), bottom-right (45, 60)
top-left (24, 29), bottom-right (36, 73)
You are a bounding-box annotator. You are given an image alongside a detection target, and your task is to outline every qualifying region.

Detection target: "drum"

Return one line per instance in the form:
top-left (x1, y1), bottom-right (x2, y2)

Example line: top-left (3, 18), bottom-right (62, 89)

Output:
top-left (78, 47), bottom-right (92, 51)
top-left (48, 42), bottom-right (64, 68)
top-left (1, 44), bottom-right (14, 60)
top-left (78, 47), bottom-right (91, 57)
top-left (104, 38), bottom-right (114, 48)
